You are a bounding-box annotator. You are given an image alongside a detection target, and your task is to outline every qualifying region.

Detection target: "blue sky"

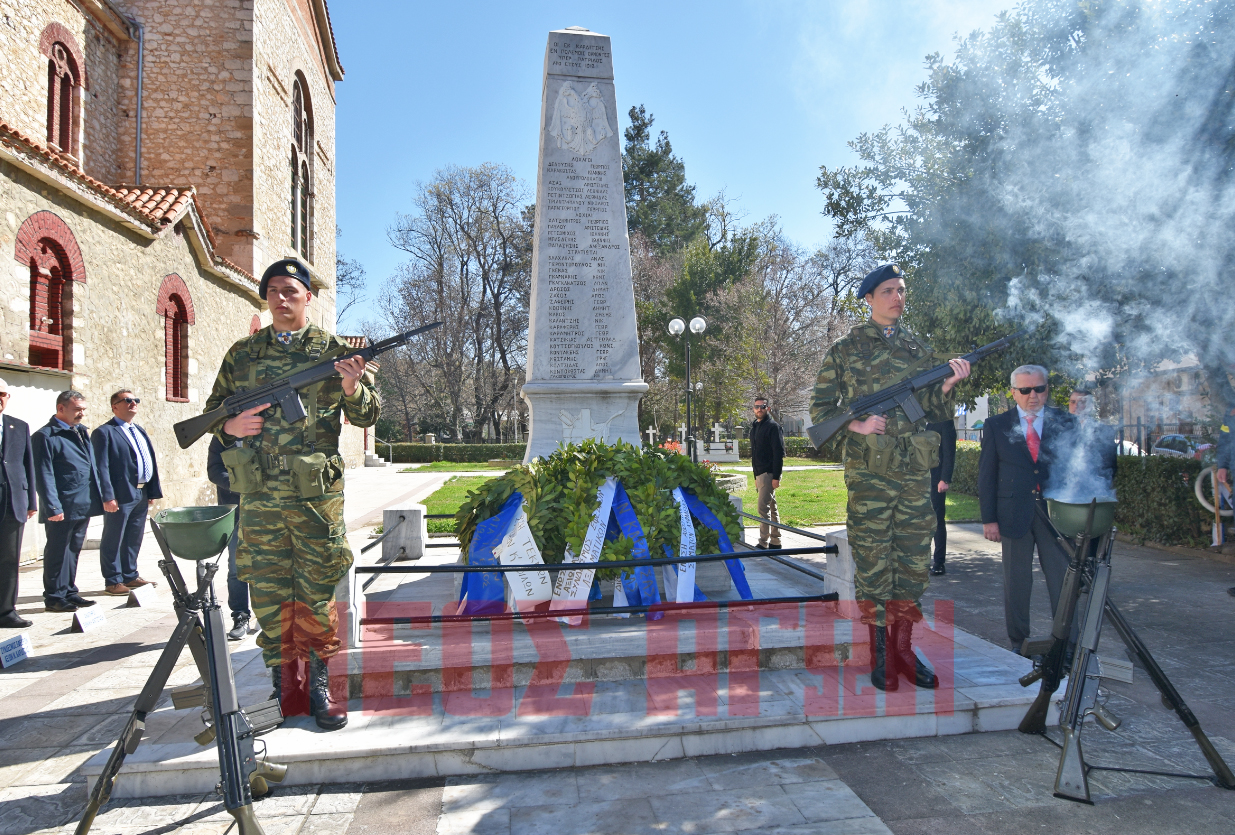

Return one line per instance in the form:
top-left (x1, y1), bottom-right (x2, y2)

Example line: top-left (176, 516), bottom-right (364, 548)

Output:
top-left (331, 1), bottom-right (1011, 330)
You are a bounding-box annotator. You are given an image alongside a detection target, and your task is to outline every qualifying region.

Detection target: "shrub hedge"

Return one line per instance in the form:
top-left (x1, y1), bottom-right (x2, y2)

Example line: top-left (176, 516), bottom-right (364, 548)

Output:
top-left (950, 442), bottom-right (1207, 547)
top-left (386, 443), bottom-right (527, 463)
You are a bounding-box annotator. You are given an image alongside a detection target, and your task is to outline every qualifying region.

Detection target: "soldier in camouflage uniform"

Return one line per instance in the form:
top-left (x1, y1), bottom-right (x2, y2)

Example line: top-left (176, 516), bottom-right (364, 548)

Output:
top-left (205, 258), bottom-right (379, 730)
top-left (809, 264), bottom-right (970, 691)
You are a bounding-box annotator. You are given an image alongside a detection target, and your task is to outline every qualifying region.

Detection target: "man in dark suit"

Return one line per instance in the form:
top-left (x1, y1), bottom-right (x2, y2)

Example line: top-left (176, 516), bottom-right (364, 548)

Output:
top-left (927, 418), bottom-right (957, 575)
top-left (0, 378), bottom-right (37, 628)
top-left (92, 390), bottom-right (162, 595)
top-left (32, 390), bottom-right (102, 613)
top-left (978, 365), bottom-right (1074, 651)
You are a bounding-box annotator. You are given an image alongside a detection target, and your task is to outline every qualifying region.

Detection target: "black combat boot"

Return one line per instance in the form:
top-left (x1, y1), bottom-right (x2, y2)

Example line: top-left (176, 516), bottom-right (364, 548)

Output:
top-left (890, 620), bottom-right (939, 688)
top-left (270, 660), bottom-right (308, 715)
top-left (309, 653), bottom-right (348, 731)
top-left (867, 624), bottom-right (898, 691)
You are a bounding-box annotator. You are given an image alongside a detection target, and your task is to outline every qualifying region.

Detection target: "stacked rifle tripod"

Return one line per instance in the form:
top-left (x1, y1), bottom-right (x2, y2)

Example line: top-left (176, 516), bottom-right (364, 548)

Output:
top-left (1017, 499), bottom-right (1235, 803)
top-left (75, 506), bottom-right (288, 835)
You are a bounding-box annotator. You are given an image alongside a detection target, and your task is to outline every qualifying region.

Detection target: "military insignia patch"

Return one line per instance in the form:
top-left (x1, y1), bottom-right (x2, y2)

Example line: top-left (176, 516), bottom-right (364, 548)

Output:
top-left (892, 265), bottom-right (902, 275)
top-left (276, 331), bottom-right (293, 346)
top-left (286, 264), bottom-right (297, 274)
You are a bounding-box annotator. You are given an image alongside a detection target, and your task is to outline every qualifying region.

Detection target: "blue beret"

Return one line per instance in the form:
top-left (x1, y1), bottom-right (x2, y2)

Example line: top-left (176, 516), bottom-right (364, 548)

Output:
top-left (857, 264), bottom-right (904, 299)
top-left (259, 258), bottom-right (312, 300)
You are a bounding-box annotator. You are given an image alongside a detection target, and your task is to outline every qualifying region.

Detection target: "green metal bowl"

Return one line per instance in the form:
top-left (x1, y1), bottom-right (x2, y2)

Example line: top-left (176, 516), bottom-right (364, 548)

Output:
top-left (152, 505), bottom-right (237, 561)
top-left (1046, 499), bottom-right (1116, 539)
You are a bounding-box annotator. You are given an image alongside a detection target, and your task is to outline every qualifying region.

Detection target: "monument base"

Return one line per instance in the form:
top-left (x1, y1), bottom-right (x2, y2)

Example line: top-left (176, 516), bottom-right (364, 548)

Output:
top-left (521, 380), bottom-right (649, 463)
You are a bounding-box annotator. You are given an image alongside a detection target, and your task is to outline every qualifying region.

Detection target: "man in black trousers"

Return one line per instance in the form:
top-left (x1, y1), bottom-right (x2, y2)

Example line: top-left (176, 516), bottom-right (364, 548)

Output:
top-left (32, 391), bottom-right (102, 613)
top-left (978, 365), bottom-right (1075, 652)
top-left (926, 418), bottom-right (957, 575)
top-left (0, 378), bottom-right (37, 628)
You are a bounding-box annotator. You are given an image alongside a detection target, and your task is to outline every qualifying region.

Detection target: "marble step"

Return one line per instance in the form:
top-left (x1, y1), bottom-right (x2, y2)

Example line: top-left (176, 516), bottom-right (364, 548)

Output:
top-left (81, 625), bottom-right (1054, 799)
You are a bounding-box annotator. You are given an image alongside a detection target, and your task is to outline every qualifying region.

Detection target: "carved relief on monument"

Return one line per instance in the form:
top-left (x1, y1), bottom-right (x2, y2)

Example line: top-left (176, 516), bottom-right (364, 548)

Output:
top-left (548, 82), bottom-right (614, 155)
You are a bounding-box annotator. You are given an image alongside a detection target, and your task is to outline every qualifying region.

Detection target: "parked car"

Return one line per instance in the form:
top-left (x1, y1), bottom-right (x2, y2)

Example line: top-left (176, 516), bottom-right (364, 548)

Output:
top-left (1115, 440), bottom-right (1143, 456)
top-left (1150, 434), bottom-right (1198, 458)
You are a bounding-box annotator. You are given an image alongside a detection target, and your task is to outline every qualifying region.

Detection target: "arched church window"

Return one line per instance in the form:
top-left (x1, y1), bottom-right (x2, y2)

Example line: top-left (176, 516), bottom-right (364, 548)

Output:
top-left (290, 76), bottom-right (314, 262)
top-left (156, 275), bottom-right (196, 402)
top-left (46, 42), bottom-right (80, 156)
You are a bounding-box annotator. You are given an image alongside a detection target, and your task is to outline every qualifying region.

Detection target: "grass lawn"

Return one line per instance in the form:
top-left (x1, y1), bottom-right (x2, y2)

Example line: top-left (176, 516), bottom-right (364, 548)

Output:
top-left (422, 475), bottom-right (498, 533)
top-left (719, 456), bottom-right (838, 471)
top-left (736, 468), bottom-right (980, 526)
top-left (399, 462), bottom-right (514, 473)
top-left (418, 473), bottom-right (981, 535)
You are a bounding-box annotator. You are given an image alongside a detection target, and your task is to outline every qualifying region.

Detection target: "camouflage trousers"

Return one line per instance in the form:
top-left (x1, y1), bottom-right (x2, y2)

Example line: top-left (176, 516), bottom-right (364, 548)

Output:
top-left (236, 491), bottom-right (353, 668)
top-left (844, 466), bottom-right (934, 627)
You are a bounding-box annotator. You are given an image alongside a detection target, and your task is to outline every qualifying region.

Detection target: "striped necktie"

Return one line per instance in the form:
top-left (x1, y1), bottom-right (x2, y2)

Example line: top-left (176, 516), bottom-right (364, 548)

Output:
top-left (128, 423), bottom-right (151, 483)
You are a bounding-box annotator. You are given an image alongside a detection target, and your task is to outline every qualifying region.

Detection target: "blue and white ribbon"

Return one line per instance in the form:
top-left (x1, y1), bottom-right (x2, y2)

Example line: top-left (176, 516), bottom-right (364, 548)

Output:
top-left (680, 489), bottom-right (753, 600)
top-left (551, 476), bottom-right (617, 624)
top-left (494, 504), bottom-right (552, 612)
top-left (663, 487), bottom-right (699, 603)
top-left (459, 491), bottom-right (522, 615)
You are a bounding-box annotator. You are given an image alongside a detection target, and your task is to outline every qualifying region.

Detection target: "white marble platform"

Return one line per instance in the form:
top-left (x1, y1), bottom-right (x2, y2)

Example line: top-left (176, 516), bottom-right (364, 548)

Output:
top-left (81, 615), bottom-right (1055, 798)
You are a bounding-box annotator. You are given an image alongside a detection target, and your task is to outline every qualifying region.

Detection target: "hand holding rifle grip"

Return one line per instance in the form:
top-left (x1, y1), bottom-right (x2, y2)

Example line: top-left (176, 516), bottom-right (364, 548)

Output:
top-left (172, 321), bottom-right (442, 449)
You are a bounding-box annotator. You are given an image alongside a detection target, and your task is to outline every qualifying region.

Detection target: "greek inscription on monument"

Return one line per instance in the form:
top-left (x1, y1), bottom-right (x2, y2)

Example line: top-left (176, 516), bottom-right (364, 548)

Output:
top-left (521, 27), bottom-right (647, 462)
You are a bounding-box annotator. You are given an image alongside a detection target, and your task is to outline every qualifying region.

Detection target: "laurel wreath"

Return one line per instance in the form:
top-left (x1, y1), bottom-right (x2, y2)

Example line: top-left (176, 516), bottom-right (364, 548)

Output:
top-left (454, 439), bottom-right (743, 581)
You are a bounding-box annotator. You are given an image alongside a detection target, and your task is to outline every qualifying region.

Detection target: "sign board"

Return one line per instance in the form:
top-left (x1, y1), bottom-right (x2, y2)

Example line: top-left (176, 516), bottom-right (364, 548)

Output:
top-left (126, 584), bottom-right (159, 608)
top-left (0, 633), bottom-right (32, 668)
top-left (71, 606), bottom-right (107, 633)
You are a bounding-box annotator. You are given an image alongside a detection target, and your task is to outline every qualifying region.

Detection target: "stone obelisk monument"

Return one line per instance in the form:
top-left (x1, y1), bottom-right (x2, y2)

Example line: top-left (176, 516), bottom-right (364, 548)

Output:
top-left (521, 27), bottom-right (647, 462)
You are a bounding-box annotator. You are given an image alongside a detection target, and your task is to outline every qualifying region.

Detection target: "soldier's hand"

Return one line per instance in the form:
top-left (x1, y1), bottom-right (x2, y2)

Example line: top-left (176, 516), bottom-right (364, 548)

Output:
top-left (849, 415), bottom-right (887, 435)
top-left (223, 403), bottom-right (270, 438)
top-left (336, 355), bottom-right (367, 397)
top-left (983, 522), bottom-right (1001, 542)
top-left (941, 358), bottom-right (972, 394)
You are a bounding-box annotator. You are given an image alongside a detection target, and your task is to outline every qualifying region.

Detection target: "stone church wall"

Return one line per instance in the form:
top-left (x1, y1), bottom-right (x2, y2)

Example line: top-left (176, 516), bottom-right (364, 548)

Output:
top-left (0, 160), bottom-right (262, 539)
top-left (0, 0), bottom-right (127, 185)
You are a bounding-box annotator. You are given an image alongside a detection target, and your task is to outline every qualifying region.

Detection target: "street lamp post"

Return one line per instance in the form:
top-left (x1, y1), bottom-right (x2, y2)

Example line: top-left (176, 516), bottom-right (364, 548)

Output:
top-left (668, 316), bottom-right (707, 463)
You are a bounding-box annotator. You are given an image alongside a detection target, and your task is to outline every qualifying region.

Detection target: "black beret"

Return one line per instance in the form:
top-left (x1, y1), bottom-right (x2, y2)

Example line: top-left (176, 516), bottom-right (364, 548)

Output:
top-left (258, 258), bottom-right (312, 300)
top-left (857, 264), bottom-right (904, 299)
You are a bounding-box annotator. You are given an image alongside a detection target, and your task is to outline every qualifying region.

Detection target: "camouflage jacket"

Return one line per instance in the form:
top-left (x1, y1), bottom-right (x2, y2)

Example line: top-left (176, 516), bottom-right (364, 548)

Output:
top-left (205, 324), bottom-right (380, 469)
top-left (809, 319), bottom-right (955, 470)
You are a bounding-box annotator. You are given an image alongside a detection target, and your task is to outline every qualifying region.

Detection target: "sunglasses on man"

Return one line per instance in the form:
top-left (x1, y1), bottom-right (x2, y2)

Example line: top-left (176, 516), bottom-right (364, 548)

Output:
top-left (1014, 385), bottom-right (1047, 395)
top-left (753, 404), bottom-right (767, 410)
top-left (119, 397), bottom-right (141, 405)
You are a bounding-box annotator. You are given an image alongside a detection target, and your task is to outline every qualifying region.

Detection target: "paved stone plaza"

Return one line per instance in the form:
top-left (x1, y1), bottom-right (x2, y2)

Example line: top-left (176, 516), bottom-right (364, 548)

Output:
top-left (1, 466), bottom-right (1234, 834)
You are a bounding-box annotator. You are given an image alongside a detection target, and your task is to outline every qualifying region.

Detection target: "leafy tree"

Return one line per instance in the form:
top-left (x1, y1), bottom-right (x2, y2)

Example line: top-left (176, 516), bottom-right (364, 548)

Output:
top-left (816, 0), bottom-right (1235, 403)
top-left (623, 105), bottom-right (707, 255)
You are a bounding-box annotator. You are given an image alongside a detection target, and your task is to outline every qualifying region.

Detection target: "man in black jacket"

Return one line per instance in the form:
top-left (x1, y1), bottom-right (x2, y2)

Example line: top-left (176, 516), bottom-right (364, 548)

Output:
top-left (926, 418), bottom-right (957, 575)
top-left (978, 366), bottom-right (1075, 651)
top-left (32, 391), bottom-right (102, 613)
top-left (207, 436), bottom-right (254, 640)
top-left (749, 397), bottom-right (784, 549)
top-left (0, 379), bottom-right (37, 628)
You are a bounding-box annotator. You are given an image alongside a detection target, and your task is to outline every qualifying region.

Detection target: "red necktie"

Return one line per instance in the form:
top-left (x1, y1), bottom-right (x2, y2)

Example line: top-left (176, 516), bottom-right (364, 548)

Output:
top-left (1025, 414), bottom-right (1040, 463)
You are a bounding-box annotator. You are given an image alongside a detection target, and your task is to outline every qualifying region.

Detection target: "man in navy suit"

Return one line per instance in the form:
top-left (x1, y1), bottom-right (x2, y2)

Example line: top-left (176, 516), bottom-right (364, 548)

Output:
top-left (978, 365), bottom-right (1075, 651)
top-left (32, 391), bottom-right (102, 612)
top-left (92, 390), bottom-right (162, 595)
top-left (0, 378), bottom-right (37, 628)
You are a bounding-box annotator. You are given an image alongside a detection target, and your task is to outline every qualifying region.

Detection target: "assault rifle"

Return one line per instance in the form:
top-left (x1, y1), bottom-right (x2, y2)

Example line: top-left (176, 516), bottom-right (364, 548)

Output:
top-left (174, 322), bottom-right (442, 449)
top-left (806, 329), bottom-right (1028, 449)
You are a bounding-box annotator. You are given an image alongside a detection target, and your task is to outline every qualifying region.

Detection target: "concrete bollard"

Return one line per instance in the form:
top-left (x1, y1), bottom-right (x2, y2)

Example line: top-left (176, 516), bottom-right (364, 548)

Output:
top-left (824, 528), bottom-right (856, 606)
top-left (382, 504), bottom-right (428, 562)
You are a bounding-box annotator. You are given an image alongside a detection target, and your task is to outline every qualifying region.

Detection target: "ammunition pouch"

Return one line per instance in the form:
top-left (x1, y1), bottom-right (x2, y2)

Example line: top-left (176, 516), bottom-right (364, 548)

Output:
top-left (909, 431), bottom-right (942, 472)
top-left (220, 446), bottom-right (264, 495)
top-left (289, 453), bottom-right (329, 499)
top-left (864, 434), bottom-right (896, 475)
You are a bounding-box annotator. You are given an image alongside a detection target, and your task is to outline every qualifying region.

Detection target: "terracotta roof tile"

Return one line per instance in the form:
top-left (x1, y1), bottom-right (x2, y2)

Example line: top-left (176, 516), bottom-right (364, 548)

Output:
top-left (0, 121), bottom-right (254, 284)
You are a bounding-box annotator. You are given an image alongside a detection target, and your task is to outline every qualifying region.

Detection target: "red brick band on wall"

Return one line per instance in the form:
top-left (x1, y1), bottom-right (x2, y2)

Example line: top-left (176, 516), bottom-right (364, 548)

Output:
top-left (156, 273), bottom-right (196, 324)
top-left (15, 211), bottom-right (86, 281)
top-left (37, 22), bottom-right (89, 90)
